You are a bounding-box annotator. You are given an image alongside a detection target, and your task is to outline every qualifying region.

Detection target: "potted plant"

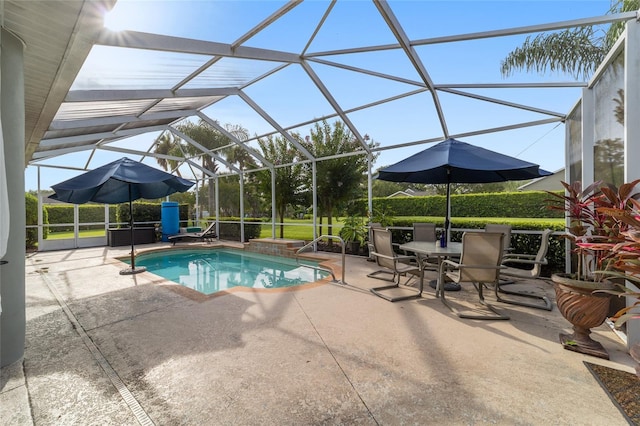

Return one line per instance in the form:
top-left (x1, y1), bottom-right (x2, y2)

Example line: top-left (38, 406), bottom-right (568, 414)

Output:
top-left (339, 215), bottom-right (367, 254)
top-left (545, 180), bottom-right (640, 359)
top-left (597, 271), bottom-right (640, 376)
top-left (589, 185), bottom-right (640, 373)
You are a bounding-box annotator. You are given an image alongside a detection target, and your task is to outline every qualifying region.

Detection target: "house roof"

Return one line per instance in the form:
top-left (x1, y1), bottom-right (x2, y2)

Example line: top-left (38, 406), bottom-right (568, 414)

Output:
top-left (517, 169), bottom-right (564, 192)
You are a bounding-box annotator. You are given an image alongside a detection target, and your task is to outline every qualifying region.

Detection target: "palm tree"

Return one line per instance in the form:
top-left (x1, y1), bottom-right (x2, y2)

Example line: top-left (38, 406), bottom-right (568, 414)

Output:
top-left (227, 145), bottom-right (257, 171)
top-left (153, 131), bottom-right (183, 177)
top-left (175, 120), bottom-right (250, 216)
top-left (501, 0), bottom-right (638, 80)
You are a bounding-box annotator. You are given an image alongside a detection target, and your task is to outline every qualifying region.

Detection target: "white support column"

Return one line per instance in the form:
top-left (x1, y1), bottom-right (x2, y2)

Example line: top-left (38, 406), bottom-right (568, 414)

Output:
top-left (271, 167), bottom-right (276, 238)
top-left (37, 165), bottom-right (43, 245)
top-left (74, 204), bottom-right (79, 248)
top-left (0, 28), bottom-right (26, 367)
top-left (239, 172), bottom-right (245, 243)
top-left (214, 176), bottom-right (219, 237)
top-left (367, 154), bottom-right (373, 218)
top-left (564, 114), bottom-right (572, 273)
top-left (104, 204), bottom-right (109, 233)
top-left (194, 179), bottom-right (199, 224)
top-left (578, 87), bottom-right (596, 277)
top-left (312, 161), bottom-right (317, 243)
top-left (624, 18), bottom-right (640, 349)
top-left (581, 87), bottom-right (595, 188)
top-left (625, 21), bottom-right (640, 184)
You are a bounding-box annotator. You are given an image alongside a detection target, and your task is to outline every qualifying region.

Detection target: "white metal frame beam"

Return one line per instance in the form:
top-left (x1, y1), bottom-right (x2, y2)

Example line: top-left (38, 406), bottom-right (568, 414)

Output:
top-left (39, 125), bottom-right (168, 147)
top-left (96, 29), bottom-right (302, 64)
top-left (168, 126), bottom-right (240, 173)
top-left (196, 111), bottom-right (273, 168)
top-left (374, 1), bottom-right (449, 138)
top-left (237, 90), bottom-right (315, 160)
top-left (306, 11), bottom-right (639, 57)
top-left (49, 109), bottom-right (198, 130)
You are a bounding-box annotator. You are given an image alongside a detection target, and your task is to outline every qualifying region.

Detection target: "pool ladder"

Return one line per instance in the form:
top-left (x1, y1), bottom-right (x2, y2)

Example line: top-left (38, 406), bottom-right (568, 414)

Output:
top-left (295, 235), bottom-right (345, 284)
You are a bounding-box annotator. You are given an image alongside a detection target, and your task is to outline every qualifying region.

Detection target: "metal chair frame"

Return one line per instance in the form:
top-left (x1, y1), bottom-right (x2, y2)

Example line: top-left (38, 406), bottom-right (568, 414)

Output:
top-left (368, 228), bottom-right (423, 302)
top-left (438, 232), bottom-right (509, 320)
top-left (496, 229), bottom-right (554, 311)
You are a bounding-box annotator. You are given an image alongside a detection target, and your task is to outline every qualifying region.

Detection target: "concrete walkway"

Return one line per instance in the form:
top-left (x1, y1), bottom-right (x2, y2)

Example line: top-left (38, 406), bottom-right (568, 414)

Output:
top-left (1, 242), bottom-right (636, 425)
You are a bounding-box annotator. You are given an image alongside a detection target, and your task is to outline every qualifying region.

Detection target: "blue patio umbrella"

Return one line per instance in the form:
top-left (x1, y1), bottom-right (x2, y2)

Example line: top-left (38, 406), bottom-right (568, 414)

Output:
top-left (377, 138), bottom-right (551, 243)
top-left (50, 157), bottom-right (195, 274)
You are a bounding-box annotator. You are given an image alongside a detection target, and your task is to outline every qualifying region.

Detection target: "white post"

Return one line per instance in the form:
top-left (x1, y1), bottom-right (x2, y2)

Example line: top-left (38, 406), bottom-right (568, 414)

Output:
top-left (312, 161), bottom-right (317, 243)
top-left (271, 167), bottom-right (276, 238)
top-left (239, 172), bottom-right (245, 243)
top-left (0, 28), bottom-right (26, 367)
top-left (624, 18), bottom-right (640, 349)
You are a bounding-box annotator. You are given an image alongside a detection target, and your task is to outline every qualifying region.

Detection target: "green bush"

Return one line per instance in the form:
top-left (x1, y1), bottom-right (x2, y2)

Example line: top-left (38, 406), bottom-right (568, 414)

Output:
top-left (350, 191), bottom-right (563, 218)
top-left (25, 193), bottom-right (44, 248)
top-left (115, 202), bottom-right (189, 227)
top-left (44, 202), bottom-right (189, 233)
top-left (216, 217), bottom-right (265, 242)
top-left (44, 204), bottom-right (73, 231)
top-left (46, 204), bottom-right (118, 232)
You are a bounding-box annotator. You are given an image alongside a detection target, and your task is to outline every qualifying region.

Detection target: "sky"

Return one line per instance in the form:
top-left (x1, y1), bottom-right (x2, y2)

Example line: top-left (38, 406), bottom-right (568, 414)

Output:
top-left (25, 0), bottom-right (616, 191)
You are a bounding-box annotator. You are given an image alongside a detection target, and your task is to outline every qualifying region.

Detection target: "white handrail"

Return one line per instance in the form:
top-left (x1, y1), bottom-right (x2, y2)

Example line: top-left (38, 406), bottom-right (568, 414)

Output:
top-left (296, 235), bottom-right (345, 284)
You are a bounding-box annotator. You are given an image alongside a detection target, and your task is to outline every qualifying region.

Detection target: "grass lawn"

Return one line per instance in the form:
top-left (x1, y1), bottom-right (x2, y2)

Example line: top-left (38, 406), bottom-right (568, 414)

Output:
top-left (45, 217), bottom-right (563, 242)
top-left (259, 220), bottom-right (344, 240)
top-left (46, 229), bottom-right (106, 240)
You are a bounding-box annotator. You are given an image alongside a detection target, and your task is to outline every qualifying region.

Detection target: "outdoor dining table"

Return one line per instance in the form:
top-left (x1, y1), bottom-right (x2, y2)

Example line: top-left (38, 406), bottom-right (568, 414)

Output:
top-left (399, 241), bottom-right (463, 294)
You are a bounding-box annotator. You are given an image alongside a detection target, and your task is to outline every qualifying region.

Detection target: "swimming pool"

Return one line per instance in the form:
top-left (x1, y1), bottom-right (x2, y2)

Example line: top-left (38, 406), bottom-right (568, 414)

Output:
top-left (126, 248), bottom-right (331, 295)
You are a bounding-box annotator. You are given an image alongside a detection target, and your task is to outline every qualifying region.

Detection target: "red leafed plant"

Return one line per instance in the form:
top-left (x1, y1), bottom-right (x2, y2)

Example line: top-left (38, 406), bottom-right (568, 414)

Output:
top-left (590, 179), bottom-right (640, 325)
top-left (546, 180), bottom-right (640, 281)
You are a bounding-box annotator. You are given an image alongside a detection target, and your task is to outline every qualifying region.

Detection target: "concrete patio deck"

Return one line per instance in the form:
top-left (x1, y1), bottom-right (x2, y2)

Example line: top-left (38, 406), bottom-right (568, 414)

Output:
top-left (1, 241), bottom-right (636, 425)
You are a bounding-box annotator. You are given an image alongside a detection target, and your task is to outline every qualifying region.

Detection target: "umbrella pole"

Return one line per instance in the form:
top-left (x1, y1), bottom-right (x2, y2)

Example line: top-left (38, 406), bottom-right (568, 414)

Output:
top-left (129, 193), bottom-right (135, 270)
top-left (120, 184), bottom-right (146, 275)
top-left (445, 181), bottom-right (451, 245)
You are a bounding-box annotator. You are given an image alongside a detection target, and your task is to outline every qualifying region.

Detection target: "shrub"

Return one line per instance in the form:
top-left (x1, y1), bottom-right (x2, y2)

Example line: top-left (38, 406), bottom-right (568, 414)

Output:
top-left (26, 193), bottom-right (40, 249)
top-left (46, 204), bottom-right (118, 232)
top-left (350, 191), bottom-right (564, 218)
top-left (115, 202), bottom-right (189, 227)
top-left (216, 217), bottom-right (265, 242)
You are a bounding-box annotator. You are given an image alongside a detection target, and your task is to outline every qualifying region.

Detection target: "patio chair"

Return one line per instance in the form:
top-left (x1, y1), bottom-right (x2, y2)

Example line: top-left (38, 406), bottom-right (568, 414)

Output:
top-left (438, 231), bottom-right (509, 320)
top-left (406, 223), bottom-right (439, 271)
top-left (368, 228), bottom-right (423, 302)
top-left (484, 223), bottom-right (512, 252)
top-left (495, 229), bottom-right (553, 311)
top-left (366, 222), bottom-right (382, 261)
top-left (414, 222), bottom-right (437, 242)
top-left (168, 221), bottom-right (217, 245)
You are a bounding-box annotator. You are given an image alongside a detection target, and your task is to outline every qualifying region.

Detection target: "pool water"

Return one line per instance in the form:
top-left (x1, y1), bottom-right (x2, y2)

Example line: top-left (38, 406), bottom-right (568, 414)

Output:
top-left (127, 248), bottom-right (330, 295)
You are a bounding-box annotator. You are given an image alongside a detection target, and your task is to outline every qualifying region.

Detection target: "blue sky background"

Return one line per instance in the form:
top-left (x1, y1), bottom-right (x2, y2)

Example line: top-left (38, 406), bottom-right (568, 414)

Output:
top-left (26, 0), bottom-right (615, 191)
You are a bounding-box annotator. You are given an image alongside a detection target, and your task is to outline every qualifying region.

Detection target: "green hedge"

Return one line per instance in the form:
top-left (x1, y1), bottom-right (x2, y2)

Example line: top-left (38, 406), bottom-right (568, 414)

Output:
top-left (214, 217), bottom-right (265, 242)
top-left (46, 204), bottom-right (118, 232)
top-left (26, 193), bottom-right (44, 248)
top-left (45, 202), bottom-right (189, 231)
top-left (352, 191), bottom-right (563, 218)
top-left (116, 202), bottom-right (188, 226)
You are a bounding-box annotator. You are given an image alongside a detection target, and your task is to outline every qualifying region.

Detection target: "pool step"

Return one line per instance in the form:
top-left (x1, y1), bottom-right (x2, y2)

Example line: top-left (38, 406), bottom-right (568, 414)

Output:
top-left (246, 238), bottom-right (306, 258)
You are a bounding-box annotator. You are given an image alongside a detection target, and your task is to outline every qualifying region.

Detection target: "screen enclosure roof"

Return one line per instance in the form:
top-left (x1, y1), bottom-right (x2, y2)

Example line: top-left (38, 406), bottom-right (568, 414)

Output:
top-left (3, 0), bottom-right (637, 181)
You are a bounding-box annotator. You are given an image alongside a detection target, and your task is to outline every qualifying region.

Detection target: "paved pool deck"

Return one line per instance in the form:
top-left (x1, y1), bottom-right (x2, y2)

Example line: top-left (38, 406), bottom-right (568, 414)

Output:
top-left (1, 241), bottom-right (636, 425)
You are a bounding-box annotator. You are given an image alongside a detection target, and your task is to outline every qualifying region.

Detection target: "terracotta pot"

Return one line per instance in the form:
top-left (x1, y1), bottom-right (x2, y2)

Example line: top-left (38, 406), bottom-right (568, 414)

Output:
top-left (551, 273), bottom-right (615, 359)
